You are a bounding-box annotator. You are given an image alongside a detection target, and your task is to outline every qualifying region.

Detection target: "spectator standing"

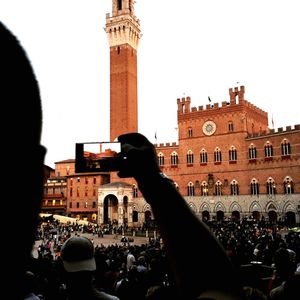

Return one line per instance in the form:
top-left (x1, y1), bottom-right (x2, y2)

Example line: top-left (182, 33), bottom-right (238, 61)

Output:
top-left (117, 132), bottom-right (243, 299)
top-left (60, 236), bottom-right (120, 300)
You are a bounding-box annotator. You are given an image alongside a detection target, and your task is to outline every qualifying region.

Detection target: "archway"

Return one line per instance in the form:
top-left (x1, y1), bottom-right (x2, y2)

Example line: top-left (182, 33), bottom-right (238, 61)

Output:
top-left (103, 194), bottom-right (119, 224)
top-left (144, 210), bottom-right (153, 227)
top-left (268, 210), bottom-right (277, 223)
top-left (202, 210), bottom-right (210, 222)
top-left (216, 210), bottom-right (224, 222)
top-left (252, 211), bottom-right (261, 220)
top-left (231, 210), bottom-right (240, 222)
top-left (132, 210), bottom-right (138, 222)
top-left (285, 211), bottom-right (296, 227)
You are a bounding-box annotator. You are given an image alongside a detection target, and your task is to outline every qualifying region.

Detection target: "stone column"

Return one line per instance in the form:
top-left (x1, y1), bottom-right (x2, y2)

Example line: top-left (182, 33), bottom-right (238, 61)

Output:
top-left (118, 204), bottom-right (124, 225)
top-left (98, 194), bottom-right (104, 224)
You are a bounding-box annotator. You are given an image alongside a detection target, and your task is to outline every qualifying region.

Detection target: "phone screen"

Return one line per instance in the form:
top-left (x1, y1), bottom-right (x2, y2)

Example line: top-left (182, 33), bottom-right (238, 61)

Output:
top-left (75, 142), bottom-right (121, 173)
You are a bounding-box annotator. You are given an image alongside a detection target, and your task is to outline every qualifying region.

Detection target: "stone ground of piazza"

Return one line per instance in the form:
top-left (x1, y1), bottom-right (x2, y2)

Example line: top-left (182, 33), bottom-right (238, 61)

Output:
top-left (32, 232), bottom-right (150, 258)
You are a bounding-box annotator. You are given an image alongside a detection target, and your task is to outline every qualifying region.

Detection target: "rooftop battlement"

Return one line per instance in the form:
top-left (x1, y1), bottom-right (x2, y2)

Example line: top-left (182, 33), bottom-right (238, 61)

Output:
top-left (270, 124), bottom-right (300, 133)
top-left (247, 124), bottom-right (300, 138)
top-left (154, 142), bottom-right (179, 149)
top-left (177, 86), bottom-right (267, 118)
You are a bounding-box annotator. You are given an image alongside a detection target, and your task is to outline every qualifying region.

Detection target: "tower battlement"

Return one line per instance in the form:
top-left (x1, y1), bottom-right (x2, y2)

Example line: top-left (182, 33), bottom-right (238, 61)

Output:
top-left (229, 85), bottom-right (245, 103)
top-left (155, 142), bottom-right (179, 149)
top-left (177, 86), bottom-right (267, 119)
top-left (105, 0), bottom-right (141, 50)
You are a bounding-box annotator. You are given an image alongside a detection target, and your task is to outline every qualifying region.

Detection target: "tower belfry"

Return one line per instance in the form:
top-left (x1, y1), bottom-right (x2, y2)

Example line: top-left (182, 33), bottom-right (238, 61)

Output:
top-left (105, 0), bottom-right (141, 141)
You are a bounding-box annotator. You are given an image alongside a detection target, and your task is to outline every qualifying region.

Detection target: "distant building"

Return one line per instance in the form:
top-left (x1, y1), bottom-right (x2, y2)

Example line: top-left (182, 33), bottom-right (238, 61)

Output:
top-left (42, 164), bottom-right (66, 215)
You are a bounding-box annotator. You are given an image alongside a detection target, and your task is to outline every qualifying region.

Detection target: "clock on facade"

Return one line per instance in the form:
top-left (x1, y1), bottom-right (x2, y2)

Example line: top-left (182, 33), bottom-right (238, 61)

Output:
top-left (202, 120), bottom-right (216, 136)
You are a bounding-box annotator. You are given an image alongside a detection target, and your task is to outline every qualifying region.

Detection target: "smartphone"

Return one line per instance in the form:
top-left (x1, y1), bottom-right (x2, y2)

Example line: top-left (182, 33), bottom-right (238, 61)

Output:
top-left (75, 141), bottom-right (122, 173)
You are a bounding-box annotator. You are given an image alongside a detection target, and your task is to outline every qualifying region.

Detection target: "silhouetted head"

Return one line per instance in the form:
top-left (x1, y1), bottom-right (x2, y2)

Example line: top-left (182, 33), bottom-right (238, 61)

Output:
top-left (0, 20), bottom-right (46, 297)
top-left (0, 21), bottom-right (42, 144)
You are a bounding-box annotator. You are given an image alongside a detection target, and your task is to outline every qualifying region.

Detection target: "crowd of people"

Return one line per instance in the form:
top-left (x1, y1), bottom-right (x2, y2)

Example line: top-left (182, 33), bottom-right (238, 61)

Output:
top-left (1, 19), bottom-right (299, 300)
top-left (26, 215), bottom-right (300, 299)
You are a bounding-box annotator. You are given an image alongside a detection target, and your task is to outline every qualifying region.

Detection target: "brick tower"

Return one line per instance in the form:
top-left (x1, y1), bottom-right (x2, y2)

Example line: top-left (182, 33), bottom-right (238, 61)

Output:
top-left (105, 0), bottom-right (141, 141)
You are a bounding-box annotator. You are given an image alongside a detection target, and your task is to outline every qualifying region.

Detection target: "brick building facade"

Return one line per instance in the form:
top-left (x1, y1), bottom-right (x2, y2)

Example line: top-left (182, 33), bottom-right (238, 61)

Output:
top-left (152, 86), bottom-right (300, 224)
top-left (42, 0), bottom-right (300, 226)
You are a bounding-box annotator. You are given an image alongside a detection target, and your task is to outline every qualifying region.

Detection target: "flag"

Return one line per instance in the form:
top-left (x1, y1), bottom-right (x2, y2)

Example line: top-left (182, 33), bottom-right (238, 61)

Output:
top-left (208, 96), bottom-right (211, 103)
top-left (155, 131), bottom-right (157, 141)
top-left (272, 115), bottom-right (274, 128)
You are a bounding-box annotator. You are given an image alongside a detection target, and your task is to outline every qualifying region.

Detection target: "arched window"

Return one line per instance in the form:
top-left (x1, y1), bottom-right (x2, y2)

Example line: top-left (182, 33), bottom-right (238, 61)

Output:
top-left (283, 176), bottom-right (294, 194)
top-left (200, 149), bottom-right (208, 164)
top-left (266, 178), bottom-right (276, 195)
top-left (201, 181), bottom-right (208, 196)
top-left (214, 147), bottom-right (222, 163)
top-left (187, 150), bottom-right (194, 165)
top-left (264, 141), bottom-right (273, 158)
top-left (215, 180), bottom-right (222, 196)
top-left (132, 184), bottom-right (138, 198)
top-left (250, 178), bottom-right (259, 195)
top-left (158, 152), bottom-right (164, 167)
top-left (281, 139), bottom-right (291, 156)
top-left (229, 145), bottom-right (237, 162)
top-left (248, 144), bottom-right (257, 160)
top-left (228, 121), bottom-right (234, 132)
top-left (187, 182), bottom-right (194, 196)
top-left (188, 127), bottom-right (193, 137)
top-left (171, 151), bottom-right (178, 166)
top-left (230, 180), bottom-right (239, 195)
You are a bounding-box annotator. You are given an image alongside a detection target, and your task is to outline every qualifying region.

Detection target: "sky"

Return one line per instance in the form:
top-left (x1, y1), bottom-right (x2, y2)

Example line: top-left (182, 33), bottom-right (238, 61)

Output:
top-left (1, 0), bottom-right (299, 168)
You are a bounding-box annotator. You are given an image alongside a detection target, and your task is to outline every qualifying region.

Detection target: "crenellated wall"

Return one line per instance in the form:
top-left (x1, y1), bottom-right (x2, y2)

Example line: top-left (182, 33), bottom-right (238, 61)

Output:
top-left (154, 142), bottom-right (178, 148)
top-left (249, 124), bottom-right (300, 138)
top-left (177, 86), bottom-right (267, 120)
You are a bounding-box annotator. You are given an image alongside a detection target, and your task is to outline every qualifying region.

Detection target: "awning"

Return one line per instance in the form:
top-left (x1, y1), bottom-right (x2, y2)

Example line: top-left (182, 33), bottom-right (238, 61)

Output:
top-left (39, 213), bottom-right (89, 225)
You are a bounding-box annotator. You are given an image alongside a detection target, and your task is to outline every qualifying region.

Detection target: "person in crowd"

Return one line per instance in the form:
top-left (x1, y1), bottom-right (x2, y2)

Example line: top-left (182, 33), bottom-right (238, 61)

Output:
top-left (116, 132), bottom-right (243, 299)
top-left (268, 246), bottom-right (300, 299)
top-left (23, 271), bottom-right (44, 300)
top-left (126, 246), bottom-right (136, 271)
top-left (0, 20), bottom-right (46, 298)
top-left (60, 235), bottom-right (120, 300)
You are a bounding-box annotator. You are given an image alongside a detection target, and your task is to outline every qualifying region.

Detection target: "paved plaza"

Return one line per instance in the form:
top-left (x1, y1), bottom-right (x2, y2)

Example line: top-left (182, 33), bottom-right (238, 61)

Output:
top-left (77, 232), bottom-right (149, 247)
top-left (32, 233), bottom-right (150, 258)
